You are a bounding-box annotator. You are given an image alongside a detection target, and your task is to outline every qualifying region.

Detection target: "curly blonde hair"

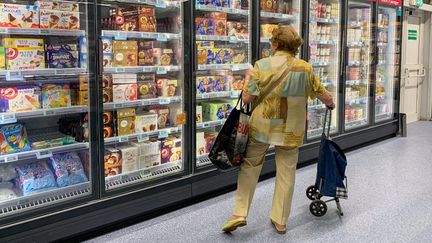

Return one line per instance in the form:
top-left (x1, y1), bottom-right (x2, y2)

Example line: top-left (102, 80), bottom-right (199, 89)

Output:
top-left (270, 25), bottom-right (303, 56)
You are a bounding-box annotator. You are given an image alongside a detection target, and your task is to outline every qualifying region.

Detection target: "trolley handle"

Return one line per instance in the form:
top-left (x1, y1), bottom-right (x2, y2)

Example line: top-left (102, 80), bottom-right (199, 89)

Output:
top-left (322, 108), bottom-right (332, 137)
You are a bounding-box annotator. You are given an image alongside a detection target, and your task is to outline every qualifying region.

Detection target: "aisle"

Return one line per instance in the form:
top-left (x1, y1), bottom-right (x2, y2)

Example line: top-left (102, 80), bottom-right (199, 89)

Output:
top-left (86, 122), bottom-right (432, 243)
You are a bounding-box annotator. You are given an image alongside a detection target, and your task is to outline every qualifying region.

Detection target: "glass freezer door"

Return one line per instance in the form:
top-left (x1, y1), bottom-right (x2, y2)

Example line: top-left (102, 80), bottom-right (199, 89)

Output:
top-left (344, 1), bottom-right (372, 130)
top-left (375, 6), bottom-right (400, 122)
top-left (307, 0), bottom-right (341, 139)
top-left (0, 1), bottom-right (93, 217)
top-left (194, 1), bottom-right (251, 168)
top-left (259, 0), bottom-right (302, 59)
top-left (99, 1), bottom-right (185, 191)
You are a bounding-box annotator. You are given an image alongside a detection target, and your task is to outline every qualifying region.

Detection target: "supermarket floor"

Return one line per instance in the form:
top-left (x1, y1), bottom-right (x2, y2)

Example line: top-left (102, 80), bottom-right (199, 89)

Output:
top-left (85, 121), bottom-right (432, 243)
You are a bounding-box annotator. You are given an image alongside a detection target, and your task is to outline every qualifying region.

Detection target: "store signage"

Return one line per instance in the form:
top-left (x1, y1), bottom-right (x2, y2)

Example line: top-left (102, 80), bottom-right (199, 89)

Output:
top-left (378, 0), bottom-right (402, 6)
top-left (408, 30), bottom-right (418, 40)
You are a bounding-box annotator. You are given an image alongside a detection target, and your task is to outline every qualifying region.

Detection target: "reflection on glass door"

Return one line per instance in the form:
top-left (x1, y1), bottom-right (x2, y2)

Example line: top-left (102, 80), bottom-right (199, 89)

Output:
top-left (375, 7), bottom-right (399, 122)
top-left (99, 1), bottom-right (185, 190)
top-left (307, 0), bottom-right (340, 139)
top-left (345, 1), bottom-right (371, 130)
top-left (259, 0), bottom-right (302, 59)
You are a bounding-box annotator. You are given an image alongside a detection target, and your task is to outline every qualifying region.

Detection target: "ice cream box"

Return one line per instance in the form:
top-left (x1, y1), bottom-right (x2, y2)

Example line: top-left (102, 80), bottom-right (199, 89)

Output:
top-left (205, 12), bottom-right (227, 20)
top-left (103, 125), bottom-right (114, 138)
top-left (36, 1), bottom-right (80, 12)
top-left (149, 106), bottom-right (170, 129)
top-left (40, 10), bottom-right (80, 30)
top-left (212, 76), bottom-right (228, 92)
top-left (159, 49), bottom-right (174, 66)
top-left (196, 132), bottom-right (206, 156)
top-left (260, 0), bottom-right (277, 12)
top-left (138, 41), bottom-right (155, 66)
top-left (113, 40), bottom-right (138, 67)
top-left (102, 75), bottom-right (113, 89)
top-left (5, 47), bottom-right (45, 70)
top-left (135, 112), bottom-right (158, 133)
top-left (169, 106), bottom-right (185, 127)
top-left (229, 74), bottom-right (245, 90)
top-left (196, 105), bottom-right (203, 123)
top-left (15, 161), bottom-right (57, 196)
top-left (137, 73), bottom-right (157, 99)
top-left (114, 6), bottom-right (139, 31)
top-left (79, 75), bottom-right (89, 91)
top-left (79, 150), bottom-right (90, 178)
top-left (213, 48), bottom-right (231, 64)
top-left (112, 73), bottom-right (137, 84)
top-left (103, 87), bottom-right (113, 103)
top-left (103, 53), bottom-right (113, 68)
top-left (138, 6), bottom-right (157, 32)
top-left (160, 136), bottom-right (182, 164)
top-left (204, 132), bottom-right (217, 153)
top-left (102, 36), bottom-right (113, 54)
top-left (195, 18), bottom-right (215, 35)
top-left (214, 19), bottom-right (227, 36)
top-left (42, 83), bottom-right (71, 109)
top-left (104, 147), bottom-right (122, 177)
top-left (261, 24), bottom-right (278, 38)
top-left (112, 83), bottom-right (137, 103)
top-left (196, 76), bottom-right (215, 94)
top-left (0, 46), bottom-right (5, 70)
top-left (0, 86), bottom-right (41, 112)
top-left (116, 108), bottom-right (136, 136)
top-left (118, 145), bottom-right (139, 173)
top-left (3, 38), bottom-right (43, 48)
top-left (156, 79), bottom-right (177, 97)
top-left (0, 4), bottom-right (39, 28)
top-left (132, 140), bottom-right (161, 168)
top-left (231, 48), bottom-right (247, 64)
top-left (46, 44), bottom-right (79, 68)
top-left (0, 123), bottom-right (31, 155)
top-left (103, 111), bottom-right (114, 125)
top-left (77, 90), bottom-right (88, 105)
top-left (202, 101), bottom-right (233, 121)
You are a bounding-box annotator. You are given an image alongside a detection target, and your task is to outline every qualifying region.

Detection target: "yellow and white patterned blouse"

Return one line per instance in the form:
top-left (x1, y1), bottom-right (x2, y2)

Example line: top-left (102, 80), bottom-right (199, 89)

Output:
top-left (245, 51), bottom-right (327, 148)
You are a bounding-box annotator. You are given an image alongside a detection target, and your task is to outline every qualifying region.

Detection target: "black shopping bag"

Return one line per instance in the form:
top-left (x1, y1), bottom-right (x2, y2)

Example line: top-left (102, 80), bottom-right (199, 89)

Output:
top-left (209, 98), bottom-right (250, 171)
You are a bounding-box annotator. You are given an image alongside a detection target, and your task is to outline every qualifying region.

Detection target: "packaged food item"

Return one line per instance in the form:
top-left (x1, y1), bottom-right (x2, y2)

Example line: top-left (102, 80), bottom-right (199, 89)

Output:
top-left (196, 132), bottom-right (206, 156)
top-left (103, 54), bottom-right (113, 68)
top-left (137, 73), bottom-right (157, 99)
top-left (159, 49), bottom-right (174, 66)
top-left (195, 18), bottom-right (215, 35)
top-left (261, 0), bottom-right (277, 12)
top-left (261, 24), bottom-right (278, 38)
top-left (156, 79), bottom-right (177, 97)
top-left (132, 140), bottom-right (161, 169)
top-left (116, 108), bottom-right (136, 136)
top-left (3, 38), bottom-right (45, 70)
top-left (103, 74), bottom-right (113, 89)
top-left (227, 21), bottom-right (248, 36)
top-left (0, 182), bottom-right (17, 202)
top-left (212, 76), bottom-right (228, 92)
top-left (104, 147), bottom-right (122, 177)
top-left (196, 76), bottom-right (215, 94)
top-left (196, 105), bottom-right (203, 123)
top-left (113, 6), bottom-right (139, 31)
top-left (113, 40), bottom-right (138, 67)
top-left (112, 84), bottom-right (138, 103)
top-left (139, 6), bottom-right (157, 32)
top-left (204, 132), bottom-right (217, 153)
top-left (160, 136), bottom-right (182, 164)
top-left (214, 19), bottom-right (227, 36)
top-left (169, 106), bottom-right (185, 126)
top-left (229, 75), bottom-right (245, 90)
top-left (118, 145), bottom-right (139, 173)
top-left (49, 152), bottom-right (88, 188)
top-left (103, 111), bottom-right (115, 138)
top-left (78, 150), bottom-right (90, 179)
top-left (135, 113), bottom-right (158, 133)
top-left (36, 1), bottom-right (80, 12)
top-left (0, 86), bottom-right (41, 112)
top-left (102, 37), bottom-right (113, 54)
top-left (42, 84), bottom-right (71, 108)
top-left (77, 90), bottom-right (89, 105)
top-left (0, 123), bottom-right (31, 155)
top-left (261, 46), bottom-right (272, 58)
top-left (149, 106), bottom-right (170, 129)
top-left (214, 48), bottom-right (231, 64)
top-left (40, 10), bottom-right (80, 30)
top-left (138, 41), bottom-right (155, 66)
top-left (0, 46), bottom-right (5, 70)
top-left (46, 44), bottom-right (79, 68)
top-left (202, 101), bottom-right (233, 121)
top-left (0, 4), bottom-right (39, 28)
top-left (15, 161), bottom-right (57, 196)
top-left (231, 48), bottom-right (247, 64)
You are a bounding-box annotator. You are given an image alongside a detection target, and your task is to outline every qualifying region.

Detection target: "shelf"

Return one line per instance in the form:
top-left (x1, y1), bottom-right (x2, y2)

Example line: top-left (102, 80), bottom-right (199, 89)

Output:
top-left (196, 90), bottom-right (240, 100)
top-left (196, 119), bottom-right (226, 130)
top-left (197, 154), bottom-right (212, 167)
top-left (196, 35), bottom-right (249, 43)
top-left (346, 79), bottom-right (368, 85)
top-left (197, 63), bottom-right (249, 71)
top-left (104, 96), bottom-right (181, 110)
top-left (376, 113), bottom-right (392, 122)
top-left (347, 41), bottom-right (369, 47)
top-left (377, 42), bottom-right (388, 47)
top-left (260, 12), bottom-right (297, 20)
top-left (105, 160), bottom-right (183, 190)
top-left (104, 0), bottom-right (180, 8)
top-left (0, 28), bottom-right (85, 37)
top-left (260, 37), bottom-right (271, 43)
top-left (104, 66), bottom-right (180, 74)
top-left (0, 182), bottom-right (91, 217)
top-left (0, 142), bottom-right (89, 163)
top-left (310, 40), bottom-right (338, 45)
top-left (311, 61), bottom-right (333, 66)
top-left (348, 61), bottom-right (368, 66)
top-left (101, 30), bottom-right (180, 41)
top-left (345, 118), bottom-right (368, 129)
top-left (0, 106), bottom-right (88, 125)
top-left (307, 126), bottom-right (337, 138)
top-left (308, 104), bottom-right (326, 110)
top-left (310, 17), bottom-right (339, 24)
top-left (196, 4), bottom-right (249, 15)
top-left (346, 97), bottom-right (368, 105)
top-left (104, 126), bottom-right (182, 145)
top-left (0, 68), bottom-right (87, 81)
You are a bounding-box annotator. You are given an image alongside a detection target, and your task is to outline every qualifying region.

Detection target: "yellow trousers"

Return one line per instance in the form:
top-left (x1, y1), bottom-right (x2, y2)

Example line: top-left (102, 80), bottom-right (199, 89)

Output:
top-left (233, 137), bottom-right (299, 225)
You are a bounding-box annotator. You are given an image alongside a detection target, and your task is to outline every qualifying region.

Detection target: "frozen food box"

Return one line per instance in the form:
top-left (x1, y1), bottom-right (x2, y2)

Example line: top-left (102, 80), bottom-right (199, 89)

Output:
top-left (46, 44), bottom-right (79, 68)
top-left (204, 132), bottom-right (217, 153)
top-left (112, 83), bottom-right (138, 103)
top-left (135, 112), bottom-right (158, 133)
top-left (137, 73), bottom-right (157, 99)
top-left (103, 111), bottom-right (113, 125)
top-left (42, 83), bottom-right (71, 108)
top-left (0, 4), bottom-right (39, 28)
top-left (78, 90), bottom-right (89, 105)
top-left (104, 147), bottom-right (122, 177)
top-left (160, 136), bottom-right (182, 164)
top-left (214, 19), bottom-right (227, 36)
top-left (195, 18), bottom-right (215, 35)
top-left (0, 86), bottom-right (41, 112)
top-left (0, 46), bottom-right (5, 70)
top-left (160, 49), bottom-right (174, 66)
top-left (118, 145), bottom-right (139, 173)
top-left (149, 106), bottom-right (170, 129)
top-left (138, 41), bottom-right (155, 66)
top-left (40, 10), bottom-right (80, 30)
top-left (36, 1), bottom-right (80, 12)
top-left (132, 140), bottom-right (161, 169)
top-left (138, 6), bottom-right (157, 32)
top-left (112, 73), bottom-right (137, 84)
top-left (261, 0), bottom-right (276, 12)
top-left (156, 79), bottom-right (177, 97)
top-left (116, 108), bottom-right (136, 136)
top-left (196, 132), bottom-right (206, 156)
top-left (0, 123), bottom-right (31, 155)
top-left (3, 38), bottom-right (45, 70)
top-left (229, 74), bottom-right (245, 90)
top-left (103, 87), bottom-right (113, 103)
top-left (15, 161), bottom-right (57, 196)
top-left (213, 48), bottom-right (231, 64)
top-left (49, 152), bottom-right (88, 188)
top-left (196, 76), bottom-right (215, 94)
top-left (103, 53), bottom-right (113, 68)
top-left (113, 40), bottom-right (138, 67)
top-left (202, 101), bottom-right (233, 121)
top-left (102, 74), bottom-right (113, 89)
top-left (196, 105), bottom-right (203, 123)
top-left (231, 48), bottom-right (247, 64)
top-left (101, 36), bottom-right (113, 54)
top-left (261, 24), bottom-right (278, 38)
top-left (79, 75), bottom-right (89, 91)
top-left (169, 106), bottom-right (185, 127)
top-left (212, 76), bottom-right (228, 92)
top-left (114, 6), bottom-right (139, 31)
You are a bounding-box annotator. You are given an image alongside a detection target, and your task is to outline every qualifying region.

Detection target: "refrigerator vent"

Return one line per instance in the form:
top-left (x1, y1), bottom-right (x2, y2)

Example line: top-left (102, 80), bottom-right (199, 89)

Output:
top-left (197, 157), bottom-right (212, 167)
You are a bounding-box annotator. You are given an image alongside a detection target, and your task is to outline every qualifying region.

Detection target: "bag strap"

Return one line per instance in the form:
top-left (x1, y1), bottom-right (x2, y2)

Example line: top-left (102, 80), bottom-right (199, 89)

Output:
top-left (253, 58), bottom-right (297, 109)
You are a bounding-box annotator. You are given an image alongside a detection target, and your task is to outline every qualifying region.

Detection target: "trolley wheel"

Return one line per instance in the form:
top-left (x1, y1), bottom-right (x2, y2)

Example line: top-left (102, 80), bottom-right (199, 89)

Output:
top-left (306, 185), bottom-right (319, 200)
top-left (310, 200), bottom-right (327, 217)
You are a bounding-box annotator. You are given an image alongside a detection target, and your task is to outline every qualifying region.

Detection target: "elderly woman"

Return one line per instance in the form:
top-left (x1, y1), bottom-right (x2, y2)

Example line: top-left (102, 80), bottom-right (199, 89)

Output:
top-left (223, 26), bottom-right (335, 234)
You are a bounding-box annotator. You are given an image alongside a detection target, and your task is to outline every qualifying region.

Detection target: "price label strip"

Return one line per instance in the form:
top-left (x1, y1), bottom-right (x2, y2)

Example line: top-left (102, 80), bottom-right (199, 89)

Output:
top-left (4, 155), bottom-right (18, 163)
top-left (158, 130), bottom-right (169, 139)
top-left (6, 71), bottom-right (24, 81)
top-left (140, 169), bottom-right (151, 178)
top-left (156, 67), bottom-right (167, 75)
top-left (137, 134), bottom-right (149, 142)
top-left (36, 151), bottom-right (53, 159)
top-left (0, 113), bottom-right (17, 125)
top-left (119, 137), bottom-right (129, 143)
top-left (115, 31), bottom-right (128, 40)
top-left (159, 98), bottom-right (170, 105)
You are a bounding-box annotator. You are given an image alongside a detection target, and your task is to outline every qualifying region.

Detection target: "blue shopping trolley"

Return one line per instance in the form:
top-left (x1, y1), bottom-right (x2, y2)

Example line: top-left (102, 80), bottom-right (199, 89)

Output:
top-left (306, 109), bottom-right (348, 217)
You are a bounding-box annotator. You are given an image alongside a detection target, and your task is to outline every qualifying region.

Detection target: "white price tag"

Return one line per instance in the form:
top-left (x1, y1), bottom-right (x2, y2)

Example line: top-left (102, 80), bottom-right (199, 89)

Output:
top-left (36, 151), bottom-right (53, 159)
top-left (116, 68), bottom-right (125, 73)
top-left (115, 32), bottom-right (128, 40)
top-left (203, 122), bottom-right (210, 128)
top-left (141, 100), bottom-right (151, 106)
top-left (155, 1), bottom-right (167, 8)
top-left (55, 69), bottom-right (66, 75)
top-left (44, 109), bottom-right (56, 116)
top-left (39, 29), bottom-right (50, 35)
top-left (4, 155), bottom-right (18, 163)
top-left (137, 134), bottom-right (149, 142)
top-left (114, 103), bottom-right (124, 109)
top-left (1, 113), bottom-right (16, 120)
top-left (232, 65), bottom-right (240, 71)
top-left (121, 174), bottom-right (129, 181)
top-left (6, 71), bottom-right (23, 81)
top-left (156, 67), bottom-right (167, 74)
top-left (159, 98), bottom-right (170, 105)
top-left (140, 169), bottom-right (151, 178)
top-left (229, 36), bottom-right (238, 43)
top-left (158, 130), bottom-right (169, 139)
top-left (119, 137), bottom-right (129, 143)
top-left (157, 34), bottom-right (168, 42)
